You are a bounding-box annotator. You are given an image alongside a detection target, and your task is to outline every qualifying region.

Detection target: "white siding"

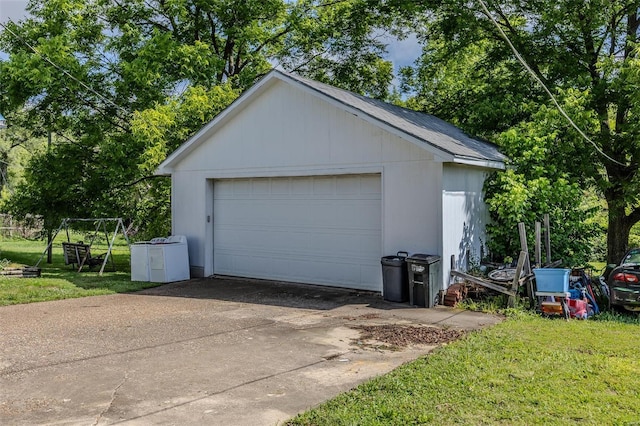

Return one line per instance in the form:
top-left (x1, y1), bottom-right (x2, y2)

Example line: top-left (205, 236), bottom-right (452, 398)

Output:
top-left (175, 81), bottom-right (434, 171)
top-left (171, 172), bottom-right (207, 276)
top-left (441, 164), bottom-right (489, 288)
top-left (170, 80), bottom-right (444, 288)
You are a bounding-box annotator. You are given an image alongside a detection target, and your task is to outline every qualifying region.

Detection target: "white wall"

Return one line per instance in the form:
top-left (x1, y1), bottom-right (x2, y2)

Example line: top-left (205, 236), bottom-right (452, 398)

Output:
top-left (441, 164), bottom-right (490, 288)
top-left (171, 79), bottom-right (444, 281)
top-left (170, 172), bottom-right (209, 276)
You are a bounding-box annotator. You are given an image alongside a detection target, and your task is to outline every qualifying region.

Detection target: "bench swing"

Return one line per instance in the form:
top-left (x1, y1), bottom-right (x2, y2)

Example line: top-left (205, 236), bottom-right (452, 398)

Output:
top-left (35, 218), bottom-right (130, 275)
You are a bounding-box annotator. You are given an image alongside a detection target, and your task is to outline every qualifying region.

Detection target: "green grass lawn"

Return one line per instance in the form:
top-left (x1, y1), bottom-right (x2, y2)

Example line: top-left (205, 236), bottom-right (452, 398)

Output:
top-left (0, 236), bottom-right (162, 306)
top-left (288, 312), bottom-right (640, 425)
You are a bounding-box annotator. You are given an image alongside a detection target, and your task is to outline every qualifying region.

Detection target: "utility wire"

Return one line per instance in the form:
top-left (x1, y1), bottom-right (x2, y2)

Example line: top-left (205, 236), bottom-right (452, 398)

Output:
top-left (476, 0), bottom-right (626, 167)
top-left (0, 20), bottom-right (168, 195)
top-left (0, 20), bottom-right (130, 117)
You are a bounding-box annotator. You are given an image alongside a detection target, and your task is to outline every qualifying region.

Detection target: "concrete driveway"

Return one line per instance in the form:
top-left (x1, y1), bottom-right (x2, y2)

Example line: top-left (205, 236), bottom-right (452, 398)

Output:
top-left (0, 277), bottom-right (502, 425)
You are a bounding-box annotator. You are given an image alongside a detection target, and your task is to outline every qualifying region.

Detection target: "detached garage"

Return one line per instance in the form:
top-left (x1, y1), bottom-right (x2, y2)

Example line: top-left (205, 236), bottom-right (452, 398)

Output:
top-left (156, 70), bottom-right (506, 293)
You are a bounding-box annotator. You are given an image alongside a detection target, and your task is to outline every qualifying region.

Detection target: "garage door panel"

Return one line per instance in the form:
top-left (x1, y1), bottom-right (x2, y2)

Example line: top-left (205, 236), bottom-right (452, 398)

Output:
top-left (231, 179), bottom-right (252, 194)
top-left (311, 231), bottom-right (379, 256)
top-left (361, 264), bottom-right (381, 286)
top-left (216, 252), bottom-right (372, 285)
top-left (359, 234), bottom-right (384, 257)
top-left (335, 177), bottom-right (361, 194)
top-left (270, 178), bottom-right (291, 194)
top-left (291, 178), bottom-right (312, 194)
top-left (252, 179), bottom-right (271, 193)
top-left (218, 201), bottom-right (380, 230)
top-left (213, 175), bottom-right (382, 291)
top-left (312, 177), bottom-right (335, 194)
top-left (216, 228), bottom-right (379, 258)
top-left (333, 202), bottom-right (382, 229)
top-left (361, 177), bottom-right (382, 194)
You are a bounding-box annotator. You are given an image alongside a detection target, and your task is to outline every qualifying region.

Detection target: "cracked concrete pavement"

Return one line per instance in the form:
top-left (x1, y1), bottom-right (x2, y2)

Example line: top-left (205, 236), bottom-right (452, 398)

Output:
top-left (0, 277), bottom-right (502, 425)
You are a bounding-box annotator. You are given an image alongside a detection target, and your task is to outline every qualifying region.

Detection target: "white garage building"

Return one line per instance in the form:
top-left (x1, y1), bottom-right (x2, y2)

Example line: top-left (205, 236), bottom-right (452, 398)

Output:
top-left (155, 70), bottom-right (506, 293)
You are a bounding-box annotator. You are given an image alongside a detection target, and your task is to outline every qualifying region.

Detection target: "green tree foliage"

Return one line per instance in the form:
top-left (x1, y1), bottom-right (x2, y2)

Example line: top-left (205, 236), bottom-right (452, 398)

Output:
top-left (399, 0), bottom-right (640, 264)
top-left (0, 0), bottom-right (394, 239)
top-left (281, 0), bottom-right (397, 98)
top-left (0, 114), bottom-right (45, 204)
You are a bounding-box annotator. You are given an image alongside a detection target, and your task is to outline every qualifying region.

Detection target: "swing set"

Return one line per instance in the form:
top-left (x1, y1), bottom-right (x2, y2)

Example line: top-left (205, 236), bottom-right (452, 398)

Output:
top-left (35, 218), bottom-right (130, 275)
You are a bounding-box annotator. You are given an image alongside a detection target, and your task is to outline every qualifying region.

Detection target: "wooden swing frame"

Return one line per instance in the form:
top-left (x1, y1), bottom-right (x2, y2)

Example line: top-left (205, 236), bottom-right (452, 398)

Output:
top-left (35, 218), bottom-right (131, 275)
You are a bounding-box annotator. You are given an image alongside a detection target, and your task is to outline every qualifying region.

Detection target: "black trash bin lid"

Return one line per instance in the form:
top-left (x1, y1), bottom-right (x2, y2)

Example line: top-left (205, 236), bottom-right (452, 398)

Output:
top-left (381, 255), bottom-right (406, 266)
top-left (406, 253), bottom-right (440, 264)
top-left (381, 251), bottom-right (408, 266)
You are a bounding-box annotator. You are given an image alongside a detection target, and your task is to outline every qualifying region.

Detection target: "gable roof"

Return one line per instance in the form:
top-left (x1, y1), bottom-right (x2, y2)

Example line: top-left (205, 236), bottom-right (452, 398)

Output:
top-left (156, 70), bottom-right (506, 175)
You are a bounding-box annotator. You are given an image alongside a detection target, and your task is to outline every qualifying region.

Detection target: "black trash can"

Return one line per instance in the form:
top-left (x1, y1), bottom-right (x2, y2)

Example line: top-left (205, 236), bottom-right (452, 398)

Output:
top-left (381, 251), bottom-right (409, 302)
top-left (406, 254), bottom-right (441, 308)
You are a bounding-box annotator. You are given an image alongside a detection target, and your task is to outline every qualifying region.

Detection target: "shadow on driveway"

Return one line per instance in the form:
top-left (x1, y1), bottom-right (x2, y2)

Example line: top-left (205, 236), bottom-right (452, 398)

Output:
top-left (136, 275), bottom-right (403, 311)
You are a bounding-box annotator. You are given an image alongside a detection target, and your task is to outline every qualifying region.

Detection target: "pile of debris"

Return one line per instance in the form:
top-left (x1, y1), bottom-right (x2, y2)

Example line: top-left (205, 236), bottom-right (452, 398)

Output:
top-left (442, 283), bottom-right (468, 307)
top-left (352, 324), bottom-right (465, 348)
top-left (446, 217), bottom-right (606, 319)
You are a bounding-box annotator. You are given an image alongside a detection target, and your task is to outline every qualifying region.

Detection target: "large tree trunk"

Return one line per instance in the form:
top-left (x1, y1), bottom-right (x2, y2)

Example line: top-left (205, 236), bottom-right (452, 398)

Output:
top-left (607, 213), bottom-right (630, 265)
top-left (604, 156), bottom-right (640, 264)
top-left (606, 200), bottom-right (631, 265)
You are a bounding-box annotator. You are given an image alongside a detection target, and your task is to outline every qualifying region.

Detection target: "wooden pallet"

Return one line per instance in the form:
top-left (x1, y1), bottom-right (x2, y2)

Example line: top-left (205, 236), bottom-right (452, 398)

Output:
top-left (0, 267), bottom-right (41, 278)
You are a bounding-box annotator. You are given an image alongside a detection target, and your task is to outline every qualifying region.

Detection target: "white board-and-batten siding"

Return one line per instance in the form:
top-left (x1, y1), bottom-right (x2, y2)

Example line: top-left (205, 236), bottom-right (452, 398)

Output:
top-left (170, 80), bottom-right (444, 289)
top-left (441, 164), bottom-right (490, 285)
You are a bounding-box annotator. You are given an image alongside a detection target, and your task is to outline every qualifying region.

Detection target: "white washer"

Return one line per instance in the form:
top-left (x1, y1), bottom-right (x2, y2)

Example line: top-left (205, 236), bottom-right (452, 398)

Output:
top-left (130, 242), bottom-right (151, 282)
top-left (148, 235), bottom-right (190, 283)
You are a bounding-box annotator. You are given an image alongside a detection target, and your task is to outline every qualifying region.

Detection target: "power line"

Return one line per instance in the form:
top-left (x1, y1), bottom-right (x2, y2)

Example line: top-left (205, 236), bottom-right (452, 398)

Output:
top-left (476, 0), bottom-right (626, 167)
top-left (0, 19), bottom-right (130, 117)
top-left (0, 19), bottom-right (169, 195)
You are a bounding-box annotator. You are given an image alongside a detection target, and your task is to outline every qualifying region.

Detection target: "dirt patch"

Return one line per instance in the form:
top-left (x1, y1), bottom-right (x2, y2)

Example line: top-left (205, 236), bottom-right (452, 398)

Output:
top-left (352, 325), bottom-right (465, 348)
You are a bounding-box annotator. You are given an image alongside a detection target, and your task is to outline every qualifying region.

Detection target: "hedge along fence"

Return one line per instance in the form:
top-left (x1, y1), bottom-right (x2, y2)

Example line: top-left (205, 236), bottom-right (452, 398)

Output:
top-left (0, 214), bottom-right (43, 239)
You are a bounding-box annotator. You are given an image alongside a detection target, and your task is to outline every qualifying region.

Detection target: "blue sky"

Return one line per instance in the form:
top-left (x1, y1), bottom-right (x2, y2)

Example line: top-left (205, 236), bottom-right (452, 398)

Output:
top-left (0, 0), bottom-right (29, 60)
top-left (0, 0), bottom-right (27, 25)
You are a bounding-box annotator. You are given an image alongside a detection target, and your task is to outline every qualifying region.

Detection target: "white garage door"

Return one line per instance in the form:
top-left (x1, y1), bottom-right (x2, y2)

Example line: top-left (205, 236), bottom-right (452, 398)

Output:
top-left (213, 174), bottom-right (382, 291)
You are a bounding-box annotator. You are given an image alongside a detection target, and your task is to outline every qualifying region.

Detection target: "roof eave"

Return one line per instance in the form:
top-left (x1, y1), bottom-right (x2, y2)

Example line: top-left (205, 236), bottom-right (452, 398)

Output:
top-left (154, 166), bottom-right (172, 176)
top-left (451, 157), bottom-right (506, 170)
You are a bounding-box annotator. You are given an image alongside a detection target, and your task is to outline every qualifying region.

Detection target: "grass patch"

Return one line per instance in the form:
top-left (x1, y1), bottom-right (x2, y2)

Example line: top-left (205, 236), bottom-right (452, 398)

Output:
top-left (588, 262), bottom-right (607, 275)
top-left (0, 236), bottom-right (162, 306)
top-left (288, 314), bottom-right (640, 425)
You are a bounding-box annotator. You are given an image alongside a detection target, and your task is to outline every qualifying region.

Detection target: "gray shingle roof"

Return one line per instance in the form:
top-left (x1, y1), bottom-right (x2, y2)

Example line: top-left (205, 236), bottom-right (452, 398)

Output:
top-left (279, 70), bottom-right (506, 164)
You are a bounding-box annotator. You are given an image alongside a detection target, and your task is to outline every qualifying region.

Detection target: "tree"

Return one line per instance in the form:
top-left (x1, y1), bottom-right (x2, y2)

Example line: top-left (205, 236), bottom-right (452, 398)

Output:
top-left (398, 0), bottom-right (640, 264)
top-left (0, 117), bottom-right (44, 202)
top-left (0, 0), bottom-right (394, 238)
